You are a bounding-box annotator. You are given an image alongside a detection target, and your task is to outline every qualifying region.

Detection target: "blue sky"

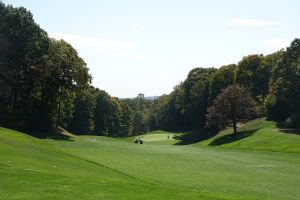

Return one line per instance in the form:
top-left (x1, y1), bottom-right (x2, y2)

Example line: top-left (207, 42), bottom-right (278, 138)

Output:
top-left (3, 0), bottom-right (300, 98)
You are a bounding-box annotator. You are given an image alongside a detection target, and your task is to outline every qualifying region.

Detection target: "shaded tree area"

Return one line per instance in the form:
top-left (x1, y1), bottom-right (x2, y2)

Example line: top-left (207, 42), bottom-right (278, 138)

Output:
top-left (0, 3), bottom-right (151, 137)
top-left (265, 39), bottom-right (300, 127)
top-left (0, 3), bottom-right (50, 131)
top-left (0, 4), bottom-right (94, 137)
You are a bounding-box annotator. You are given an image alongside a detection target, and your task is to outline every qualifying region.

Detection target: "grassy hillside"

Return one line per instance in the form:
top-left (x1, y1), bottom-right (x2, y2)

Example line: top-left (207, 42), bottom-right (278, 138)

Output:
top-left (200, 118), bottom-right (300, 153)
top-left (1, 119), bottom-right (300, 200)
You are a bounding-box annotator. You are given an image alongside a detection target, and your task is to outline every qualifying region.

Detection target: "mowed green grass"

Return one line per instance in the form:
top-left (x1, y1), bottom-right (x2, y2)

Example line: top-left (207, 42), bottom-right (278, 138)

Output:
top-left (134, 130), bottom-right (181, 145)
top-left (1, 119), bottom-right (300, 200)
top-left (200, 118), bottom-right (300, 153)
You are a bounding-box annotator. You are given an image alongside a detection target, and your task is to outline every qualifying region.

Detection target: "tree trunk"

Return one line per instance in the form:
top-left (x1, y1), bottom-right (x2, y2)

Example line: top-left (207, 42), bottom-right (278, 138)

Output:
top-left (56, 87), bottom-right (62, 127)
top-left (233, 119), bottom-right (237, 136)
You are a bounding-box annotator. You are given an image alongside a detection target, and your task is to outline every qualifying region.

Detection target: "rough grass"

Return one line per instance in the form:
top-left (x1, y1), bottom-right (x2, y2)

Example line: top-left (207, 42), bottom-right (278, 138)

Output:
top-left (0, 118), bottom-right (300, 200)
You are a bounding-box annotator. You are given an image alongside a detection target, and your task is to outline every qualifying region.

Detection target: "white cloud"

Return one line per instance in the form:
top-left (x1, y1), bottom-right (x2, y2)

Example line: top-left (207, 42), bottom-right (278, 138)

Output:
top-left (49, 32), bottom-right (136, 52)
top-left (227, 19), bottom-right (280, 27)
top-left (131, 23), bottom-right (144, 28)
top-left (265, 39), bottom-right (289, 47)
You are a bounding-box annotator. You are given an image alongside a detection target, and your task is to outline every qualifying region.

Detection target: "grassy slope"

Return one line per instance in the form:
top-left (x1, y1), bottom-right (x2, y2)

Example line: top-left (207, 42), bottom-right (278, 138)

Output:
top-left (0, 119), bottom-right (300, 200)
top-left (200, 118), bottom-right (300, 153)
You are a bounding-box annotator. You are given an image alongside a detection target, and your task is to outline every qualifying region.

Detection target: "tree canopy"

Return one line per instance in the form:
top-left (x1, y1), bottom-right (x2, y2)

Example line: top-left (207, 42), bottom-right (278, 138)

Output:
top-left (0, 2), bottom-right (299, 137)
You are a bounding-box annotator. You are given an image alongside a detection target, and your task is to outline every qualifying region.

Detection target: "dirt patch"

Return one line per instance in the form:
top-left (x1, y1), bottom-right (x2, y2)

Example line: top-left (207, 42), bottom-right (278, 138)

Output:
top-left (57, 126), bottom-right (76, 137)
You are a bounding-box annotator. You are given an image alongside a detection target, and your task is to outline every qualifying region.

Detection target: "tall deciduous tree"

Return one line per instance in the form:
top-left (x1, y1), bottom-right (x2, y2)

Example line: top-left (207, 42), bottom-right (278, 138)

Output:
top-left (68, 87), bottom-right (96, 134)
top-left (209, 64), bottom-right (236, 102)
top-left (206, 84), bottom-right (256, 135)
top-left (0, 3), bottom-right (49, 129)
top-left (33, 39), bottom-right (91, 131)
top-left (265, 39), bottom-right (300, 126)
top-left (236, 54), bottom-right (264, 99)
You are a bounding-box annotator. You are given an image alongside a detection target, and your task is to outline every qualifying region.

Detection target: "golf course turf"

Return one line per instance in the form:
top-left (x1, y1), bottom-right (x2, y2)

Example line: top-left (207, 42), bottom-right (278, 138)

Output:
top-left (1, 118), bottom-right (299, 200)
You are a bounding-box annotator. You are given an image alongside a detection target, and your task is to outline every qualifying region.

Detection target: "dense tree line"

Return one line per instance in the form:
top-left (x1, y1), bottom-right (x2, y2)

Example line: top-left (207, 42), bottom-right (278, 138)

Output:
top-left (0, 3), bottom-right (151, 137)
top-left (150, 39), bottom-right (300, 132)
top-left (67, 88), bottom-right (152, 136)
top-left (1, 3), bottom-right (299, 138)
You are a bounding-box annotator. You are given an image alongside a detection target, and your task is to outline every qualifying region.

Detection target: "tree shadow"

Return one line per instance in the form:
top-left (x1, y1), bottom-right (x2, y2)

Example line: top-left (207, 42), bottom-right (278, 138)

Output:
top-left (278, 128), bottom-right (300, 135)
top-left (275, 121), bottom-right (300, 135)
top-left (46, 132), bottom-right (74, 141)
top-left (28, 128), bottom-right (74, 141)
top-left (209, 129), bottom-right (259, 146)
top-left (174, 129), bottom-right (218, 145)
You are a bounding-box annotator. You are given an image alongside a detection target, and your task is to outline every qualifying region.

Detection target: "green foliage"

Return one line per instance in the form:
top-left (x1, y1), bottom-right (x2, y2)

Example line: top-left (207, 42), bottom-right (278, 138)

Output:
top-left (130, 94), bottom-right (152, 135)
top-left (0, 4), bottom-right (91, 133)
top-left (209, 64), bottom-right (236, 102)
top-left (266, 39), bottom-right (300, 125)
top-left (68, 87), bottom-right (96, 134)
top-left (152, 40), bottom-right (300, 132)
top-left (0, 3), bottom-right (49, 129)
top-left (93, 89), bottom-right (112, 135)
top-left (1, 1), bottom-right (299, 137)
top-left (105, 97), bottom-right (123, 136)
top-left (236, 55), bottom-right (264, 98)
top-left (151, 68), bottom-right (216, 132)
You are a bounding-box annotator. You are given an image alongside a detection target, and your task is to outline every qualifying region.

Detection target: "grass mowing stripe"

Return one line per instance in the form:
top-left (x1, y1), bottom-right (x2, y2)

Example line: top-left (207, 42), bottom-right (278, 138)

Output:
top-left (2, 134), bottom-right (156, 185)
top-left (1, 118), bottom-right (300, 200)
top-left (47, 149), bottom-right (157, 185)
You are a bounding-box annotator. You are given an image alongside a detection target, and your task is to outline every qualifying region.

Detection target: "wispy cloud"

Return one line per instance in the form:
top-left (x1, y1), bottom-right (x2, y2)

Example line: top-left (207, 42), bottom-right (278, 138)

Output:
top-left (131, 23), bottom-right (144, 28)
top-left (227, 19), bottom-right (280, 27)
top-left (49, 32), bottom-right (136, 52)
top-left (265, 39), bottom-right (289, 47)
top-left (49, 32), bottom-right (144, 60)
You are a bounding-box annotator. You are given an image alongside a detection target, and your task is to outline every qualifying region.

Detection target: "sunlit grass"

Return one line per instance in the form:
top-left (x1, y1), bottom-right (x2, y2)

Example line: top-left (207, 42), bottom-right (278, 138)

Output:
top-left (0, 119), bottom-right (299, 200)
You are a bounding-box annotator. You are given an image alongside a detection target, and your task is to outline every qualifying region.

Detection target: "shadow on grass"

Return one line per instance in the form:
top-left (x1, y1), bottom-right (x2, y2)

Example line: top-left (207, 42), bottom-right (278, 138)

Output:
top-left (275, 121), bottom-right (300, 135)
top-left (279, 129), bottom-right (300, 135)
top-left (46, 131), bottom-right (74, 141)
top-left (174, 130), bottom-right (218, 145)
top-left (28, 128), bottom-right (74, 141)
top-left (209, 129), bottom-right (259, 146)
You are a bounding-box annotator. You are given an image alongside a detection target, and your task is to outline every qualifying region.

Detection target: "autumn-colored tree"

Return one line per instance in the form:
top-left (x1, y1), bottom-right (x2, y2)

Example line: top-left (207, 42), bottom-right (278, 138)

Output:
top-left (206, 84), bottom-right (256, 135)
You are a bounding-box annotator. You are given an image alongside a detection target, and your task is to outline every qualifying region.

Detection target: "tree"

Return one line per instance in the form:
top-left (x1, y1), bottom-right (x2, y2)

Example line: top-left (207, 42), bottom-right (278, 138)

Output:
top-left (265, 39), bottom-right (300, 127)
top-left (30, 39), bottom-right (91, 131)
top-left (130, 94), bottom-right (151, 135)
top-left (0, 4), bottom-right (49, 129)
top-left (209, 64), bottom-right (236, 102)
top-left (206, 84), bottom-right (256, 135)
top-left (106, 97), bottom-right (123, 137)
top-left (93, 89), bottom-right (111, 135)
top-left (68, 87), bottom-right (96, 134)
top-left (177, 68), bottom-right (216, 130)
top-left (119, 99), bottom-right (133, 136)
top-left (236, 54), bottom-right (265, 99)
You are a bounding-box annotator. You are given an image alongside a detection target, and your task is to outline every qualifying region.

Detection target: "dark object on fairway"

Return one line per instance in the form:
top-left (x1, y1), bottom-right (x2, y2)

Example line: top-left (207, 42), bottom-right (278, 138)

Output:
top-left (139, 139), bottom-right (143, 144)
top-left (134, 139), bottom-right (139, 143)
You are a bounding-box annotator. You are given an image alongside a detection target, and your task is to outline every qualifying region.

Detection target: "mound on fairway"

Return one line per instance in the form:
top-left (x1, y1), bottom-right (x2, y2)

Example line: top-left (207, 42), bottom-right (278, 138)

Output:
top-left (1, 120), bottom-right (300, 200)
top-left (200, 118), bottom-right (300, 153)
